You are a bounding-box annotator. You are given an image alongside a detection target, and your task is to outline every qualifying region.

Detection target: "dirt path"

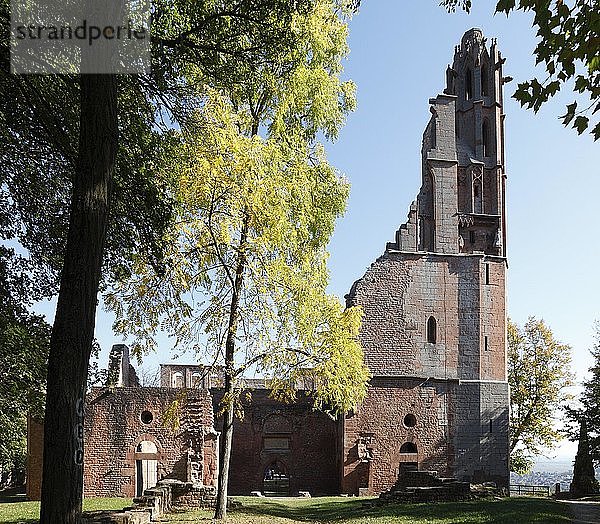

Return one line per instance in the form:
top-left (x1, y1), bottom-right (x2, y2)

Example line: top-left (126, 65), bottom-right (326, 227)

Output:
top-left (562, 499), bottom-right (600, 523)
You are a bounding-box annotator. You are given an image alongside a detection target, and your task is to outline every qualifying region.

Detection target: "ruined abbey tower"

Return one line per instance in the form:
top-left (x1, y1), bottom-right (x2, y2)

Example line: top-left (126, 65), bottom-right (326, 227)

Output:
top-left (342, 28), bottom-right (510, 494)
top-left (27, 29), bottom-right (512, 501)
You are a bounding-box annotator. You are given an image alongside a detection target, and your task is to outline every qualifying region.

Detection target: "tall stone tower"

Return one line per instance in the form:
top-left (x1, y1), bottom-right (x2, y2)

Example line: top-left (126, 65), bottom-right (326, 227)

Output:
top-left (342, 29), bottom-right (510, 495)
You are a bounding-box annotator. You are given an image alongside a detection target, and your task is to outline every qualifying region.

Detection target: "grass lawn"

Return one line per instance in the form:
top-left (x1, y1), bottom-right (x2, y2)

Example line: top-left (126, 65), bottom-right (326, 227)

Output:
top-left (0, 497), bottom-right (129, 524)
top-left (163, 496), bottom-right (572, 523)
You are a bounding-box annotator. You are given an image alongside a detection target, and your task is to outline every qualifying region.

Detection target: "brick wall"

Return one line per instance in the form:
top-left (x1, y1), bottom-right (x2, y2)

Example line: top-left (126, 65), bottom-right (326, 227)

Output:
top-left (26, 417), bottom-right (44, 500)
top-left (83, 387), bottom-right (215, 498)
top-left (346, 252), bottom-right (505, 382)
top-left (342, 377), bottom-right (453, 495)
top-left (212, 389), bottom-right (342, 496)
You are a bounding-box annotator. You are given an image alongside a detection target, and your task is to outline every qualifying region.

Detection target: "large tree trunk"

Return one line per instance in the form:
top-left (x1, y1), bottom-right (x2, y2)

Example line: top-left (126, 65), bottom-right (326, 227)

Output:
top-left (214, 212), bottom-right (249, 520)
top-left (39, 74), bottom-right (117, 524)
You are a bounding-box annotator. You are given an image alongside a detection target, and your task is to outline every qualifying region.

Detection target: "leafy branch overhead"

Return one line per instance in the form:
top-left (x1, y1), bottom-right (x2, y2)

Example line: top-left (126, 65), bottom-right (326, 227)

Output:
top-left (442, 0), bottom-right (600, 139)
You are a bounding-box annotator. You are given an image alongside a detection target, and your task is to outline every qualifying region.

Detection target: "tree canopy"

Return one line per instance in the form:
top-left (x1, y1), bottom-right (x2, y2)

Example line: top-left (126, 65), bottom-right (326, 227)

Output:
top-left (566, 323), bottom-right (600, 465)
top-left (507, 317), bottom-right (573, 473)
top-left (442, 0), bottom-right (600, 139)
top-left (106, 2), bottom-right (368, 518)
top-left (1, 0), bottom-right (346, 522)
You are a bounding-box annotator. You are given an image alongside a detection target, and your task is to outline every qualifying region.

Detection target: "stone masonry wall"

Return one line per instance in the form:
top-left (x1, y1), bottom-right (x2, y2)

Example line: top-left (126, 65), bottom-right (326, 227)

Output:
top-left (342, 377), bottom-right (453, 496)
top-left (83, 387), bottom-right (215, 498)
top-left (212, 389), bottom-right (342, 496)
top-left (347, 252), bottom-right (505, 382)
top-left (453, 381), bottom-right (509, 485)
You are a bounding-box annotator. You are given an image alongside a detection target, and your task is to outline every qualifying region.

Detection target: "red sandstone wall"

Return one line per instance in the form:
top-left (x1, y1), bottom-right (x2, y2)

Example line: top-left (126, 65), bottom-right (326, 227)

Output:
top-left (347, 253), bottom-right (506, 382)
top-left (213, 389), bottom-right (342, 496)
top-left (26, 417), bottom-right (44, 501)
top-left (83, 387), bottom-right (214, 498)
top-left (342, 378), bottom-right (454, 496)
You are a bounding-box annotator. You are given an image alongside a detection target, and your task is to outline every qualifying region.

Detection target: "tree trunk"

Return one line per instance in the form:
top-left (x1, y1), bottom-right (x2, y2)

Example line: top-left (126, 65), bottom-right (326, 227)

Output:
top-left (39, 74), bottom-right (117, 524)
top-left (214, 212), bottom-right (249, 520)
top-left (214, 387), bottom-right (235, 519)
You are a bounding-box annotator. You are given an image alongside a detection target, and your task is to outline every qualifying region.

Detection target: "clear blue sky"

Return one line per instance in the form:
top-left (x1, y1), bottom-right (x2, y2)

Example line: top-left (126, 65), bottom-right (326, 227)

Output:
top-left (34, 1), bottom-right (598, 462)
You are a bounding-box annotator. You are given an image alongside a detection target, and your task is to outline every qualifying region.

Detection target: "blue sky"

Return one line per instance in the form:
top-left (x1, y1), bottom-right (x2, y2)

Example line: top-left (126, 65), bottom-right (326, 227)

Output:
top-left (34, 1), bottom-right (598, 462)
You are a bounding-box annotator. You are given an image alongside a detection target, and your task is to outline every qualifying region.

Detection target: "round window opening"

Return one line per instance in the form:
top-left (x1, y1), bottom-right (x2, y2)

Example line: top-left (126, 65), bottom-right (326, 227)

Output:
top-left (140, 411), bottom-right (154, 424)
top-left (404, 414), bottom-right (417, 428)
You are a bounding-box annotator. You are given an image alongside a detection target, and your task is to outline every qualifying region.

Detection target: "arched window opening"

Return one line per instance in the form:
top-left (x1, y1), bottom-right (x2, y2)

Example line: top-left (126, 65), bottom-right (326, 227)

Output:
top-left (426, 316), bottom-right (437, 344)
top-left (465, 68), bottom-right (473, 100)
top-left (172, 372), bottom-right (184, 388)
top-left (191, 372), bottom-right (202, 387)
top-left (481, 65), bottom-right (489, 96)
top-left (400, 442), bottom-right (418, 454)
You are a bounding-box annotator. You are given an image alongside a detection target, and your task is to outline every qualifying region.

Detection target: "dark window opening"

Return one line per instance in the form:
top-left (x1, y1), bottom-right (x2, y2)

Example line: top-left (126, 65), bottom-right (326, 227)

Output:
top-left (469, 230), bottom-right (475, 244)
top-left (485, 263), bottom-right (490, 285)
top-left (400, 442), bottom-right (418, 454)
top-left (484, 336), bottom-right (489, 352)
top-left (473, 181), bottom-right (483, 213)
top-left (465, 68), bottom-right (473, 100)
top-left (426, 316), bottom-right (437, 344)
top-left (481, 66), bottom-right (489, 96)
top-left (483, 120), bottom-right (490, 157)
top-left (404, 414), bottom-right (417, 428)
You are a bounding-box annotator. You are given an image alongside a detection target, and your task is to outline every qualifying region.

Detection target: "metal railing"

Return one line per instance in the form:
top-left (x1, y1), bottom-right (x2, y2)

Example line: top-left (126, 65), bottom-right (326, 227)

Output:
top-left (509, 484), bottom-right (550, 497)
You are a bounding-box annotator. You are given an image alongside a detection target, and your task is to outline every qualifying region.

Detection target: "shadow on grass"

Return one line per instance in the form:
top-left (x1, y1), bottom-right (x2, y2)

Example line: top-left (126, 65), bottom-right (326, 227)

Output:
top-left (0, 488), bottom-right (27, 504)
top-left (232, 496), bottom-right (571, 523)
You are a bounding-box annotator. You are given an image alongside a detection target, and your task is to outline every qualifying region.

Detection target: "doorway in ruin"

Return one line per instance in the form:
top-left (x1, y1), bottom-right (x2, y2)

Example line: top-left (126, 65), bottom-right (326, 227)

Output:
top-left (135, 440), bottom-right (158, 497)
top-left (262, 460), bottom-right (290, 496)
top-left (399, 442), bottom-right (418, 476)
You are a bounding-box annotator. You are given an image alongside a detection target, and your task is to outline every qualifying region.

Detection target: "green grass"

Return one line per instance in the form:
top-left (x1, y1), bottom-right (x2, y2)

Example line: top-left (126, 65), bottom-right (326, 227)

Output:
top-left (0, 497), bottom-right (130, 524)
top-left (163, 496), bottom-right (572, 523)
top-left (0, 496), bottom-right (572, 524)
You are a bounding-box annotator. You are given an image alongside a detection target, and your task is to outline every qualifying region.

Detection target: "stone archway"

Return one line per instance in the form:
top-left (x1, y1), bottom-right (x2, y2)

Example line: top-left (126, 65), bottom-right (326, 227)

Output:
top-left (263, 460), bottom-right (289, 496)
top-left (399, 442), bottom-right (418, 475)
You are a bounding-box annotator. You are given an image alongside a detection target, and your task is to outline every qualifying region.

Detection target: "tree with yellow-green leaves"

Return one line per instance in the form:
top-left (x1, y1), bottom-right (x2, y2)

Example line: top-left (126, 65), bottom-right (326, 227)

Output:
top-left (508, 317), bottom-right (574, 474)
top-left (105, 2), bottom-right (369, 519)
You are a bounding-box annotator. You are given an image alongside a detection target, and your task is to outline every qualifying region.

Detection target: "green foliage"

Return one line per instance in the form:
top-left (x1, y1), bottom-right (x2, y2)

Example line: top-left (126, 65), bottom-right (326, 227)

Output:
top-left (0, 310), bottom-right (49, 483)
top-left (107, 87), bottom-right (369, 414)
top-left (441, 0), bottom-right (600, 139)
top-left (566, 323), bottom-right (600, 465)
top-left (106, 0), bottom-right (369, 417)
top-left (507, 317), bottom-right (573, 473)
